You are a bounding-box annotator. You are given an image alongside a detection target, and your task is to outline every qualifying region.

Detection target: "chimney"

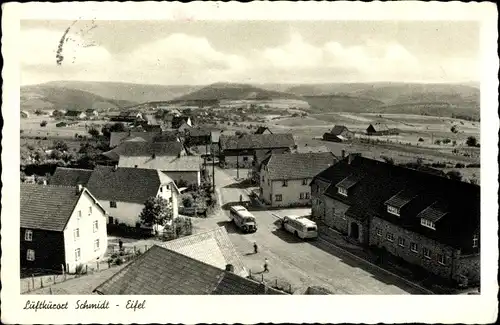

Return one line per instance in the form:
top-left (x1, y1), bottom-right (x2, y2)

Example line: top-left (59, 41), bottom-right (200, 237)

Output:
top-left (225, 264), bottom-right (234, 273)
top-left (341, 149), bottom-right (346, 159)
top-left (43, 180), bottom-right (47, 185)
top-left (152, 153), bottom-right (156, 159)
top-left (77, 184), bottom-right (83, 193)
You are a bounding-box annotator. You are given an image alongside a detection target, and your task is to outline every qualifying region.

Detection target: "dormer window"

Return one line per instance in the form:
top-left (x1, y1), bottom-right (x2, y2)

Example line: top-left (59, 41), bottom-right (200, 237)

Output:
top-left (421, 218), bottom-right (436, 230)
top-left (338, 187), bottom-right (348, 196)
top-left (387, 205), bottom-right (400, 216)
top-left (472, 234), bottom-right (478, 248)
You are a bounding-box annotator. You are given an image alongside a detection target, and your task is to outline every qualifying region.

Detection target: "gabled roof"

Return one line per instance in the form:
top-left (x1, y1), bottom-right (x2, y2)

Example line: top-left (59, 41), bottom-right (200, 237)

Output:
top-left (93, 245), bottom-right (285, 295)
top-left (161, 227), bottom-right (247, 277)
top-left (296, 145), bottom-right (330, 154)
top-left (85, 109), bottom-right (97, 113)
top-left (335, 174), bottom-right (363, 190)
top-left (385, 189), bottom-right (420, 208)
top-left (262, 152), bottom-right (337, 181)
top-left (103, 141), bottom-right (184, 160)
top-left (186, 128), bottom-right (212, 137)
top-left (368, 123), bottom-right (389, 132)
top-left (220, 133), bottom-right (295, 151)
top-left (314, 155), bottom-right (480, 251)
top-left (86, 166), bottom-right (175, 204)
top-left (416, 202), bottom-right (448, 223)
top-left (330, 125), bottom-right (349, 135)
top-left (119, 110), bottom-right (140, 117)
top-left (50, 167), bottom-right (93, 186)
top-left (118, 155), bottom-right (202, 172)
top-left (109, 131), bottom-right (160, 148)
top-left (254, 127), bottom-right (273, 134)
top-left (65, 110), bottom-right (85, 116)
top-left (21, 184), bottom-right (105, 232)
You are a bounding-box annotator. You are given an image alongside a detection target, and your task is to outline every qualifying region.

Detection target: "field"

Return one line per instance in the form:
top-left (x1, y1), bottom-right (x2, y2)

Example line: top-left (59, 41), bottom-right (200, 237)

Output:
top-left (21, 116), bottom-right (108, 139)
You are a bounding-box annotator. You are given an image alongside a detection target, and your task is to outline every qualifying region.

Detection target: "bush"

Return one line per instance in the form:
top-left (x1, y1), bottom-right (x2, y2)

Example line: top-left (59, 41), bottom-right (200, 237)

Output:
top-left (380, 155), bottom-right (395, 165)
top-left (455, 163), bottom-right (465, 168)
top-left (467, 163), bottom-right (480, 168)
top-left (110, 253), bottom-right (118, 259)
top-left (446, 170), bottom-right (463, 181)
top-left (434, 140), bottom-right (442, 145)
top-left (177, 179), bottom-right (188, 188)
top-left (75, 263), bottom-right (87, 275)
top-left (466, 136), bottom-right (478, 147)
top-left (442, 138), bottom-right (451, 144)
top-left (115, 258), bottom-right (123, 266)
top-left (40, 120), bottom-right (48, 127)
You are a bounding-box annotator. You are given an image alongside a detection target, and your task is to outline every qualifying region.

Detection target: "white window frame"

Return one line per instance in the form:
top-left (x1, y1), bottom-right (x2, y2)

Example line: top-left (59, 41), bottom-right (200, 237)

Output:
top-left (398, 237), bottom-right (406, 247)
top-left (24, 229), bottom-right (33, 241)
top-left (302, 179), bottom-right (308, 185)
top-left (75, 248), bottom-right (81, 261)
top-left (305, 192), bottom-right (310, 199)
top-left (437, 253), bottom-right (445, 265)
top-left (26, 249), bottom-right (35, 261)
top-left (410, 242), bottom-right (418, 253)
top-left (73, 228), bottom-right (80, 241)
top-left (88, 206), bottom-right (92, 215)
top-left (376, 228), bottom-right (382, 237)
top-left (110, 201), bottom-right (117, 208)
top-left (77, 210), bottom-right (82, 219)
top-left (421, 218), bottom-right (436, 230)
top-left (94, 239), bottom-right (100, 251)
top-left (386, 232), bottom-right (394, 242)
top-left (387, 205), bottom-right (400, 216)
top-left (472, 234), bottom-right (479, 248)
top-left (93, 220), bottom-right (99, 233)
top-left (338, 187), bottom-right (348, 196)
top-left (423, 247), bottom-right (431, 259)
top-left (275, 194), bottom-right (282, 202)
top-left (299, 193), bottom-right (305, 200)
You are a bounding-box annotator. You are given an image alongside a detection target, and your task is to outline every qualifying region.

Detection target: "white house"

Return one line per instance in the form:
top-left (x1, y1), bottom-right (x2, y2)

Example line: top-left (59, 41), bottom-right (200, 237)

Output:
top-left (86, 166), bottom-right (180, 229)
top-left (20, 183), bottom-right (108, 273)
top-left (260, 152), bottom-right (338, 207)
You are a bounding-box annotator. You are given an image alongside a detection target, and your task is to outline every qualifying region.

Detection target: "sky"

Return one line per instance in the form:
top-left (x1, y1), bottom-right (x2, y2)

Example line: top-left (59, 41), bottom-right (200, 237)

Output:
top-left (20, 20), bottom-right (480, 86)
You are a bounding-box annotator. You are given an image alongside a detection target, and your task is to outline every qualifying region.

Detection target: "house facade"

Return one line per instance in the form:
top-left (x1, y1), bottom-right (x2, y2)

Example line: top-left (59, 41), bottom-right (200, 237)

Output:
top-left (85, 166), bottom-right (180, 229)
top-left (310, 154), bottom-right (480, 284)
top-left (366, 123), bottom-right (391, 136)
top-left (219, 133), bottom-right (296, 168)
top-left (323, 125), bottom-right (354, 142)
top-left (21, 184), bottom-right (108, 273)
top-left (260, 152), bottom-right (337, 207)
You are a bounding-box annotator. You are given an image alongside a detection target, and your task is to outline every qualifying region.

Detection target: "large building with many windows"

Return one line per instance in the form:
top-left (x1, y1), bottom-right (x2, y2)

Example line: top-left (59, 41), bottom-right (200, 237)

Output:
top-left (20, 183), bottom-right (108, 273)
top-left (311, 154), bottom-right (480, 284)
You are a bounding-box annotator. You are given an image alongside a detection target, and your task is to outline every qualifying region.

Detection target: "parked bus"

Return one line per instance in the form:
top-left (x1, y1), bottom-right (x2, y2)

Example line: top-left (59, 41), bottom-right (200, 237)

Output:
top-left (282, 215), bottom-right (318, 239)
top-left (229, 205), bottom-right (257, 233)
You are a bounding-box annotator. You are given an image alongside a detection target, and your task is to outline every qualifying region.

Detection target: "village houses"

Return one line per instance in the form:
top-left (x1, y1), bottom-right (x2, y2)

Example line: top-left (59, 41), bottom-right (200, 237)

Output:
top-left (20, 183), bottom-right (108, 273)
top-left (310, 154), bottom-right (480, 285)
top-left (65, 110), bottom-right (87, 120)
top-left (259, 152), bottom-right (338, 207)
top-left (101, 141), bottom-right (186, 163)
top-left (219, 133), bottom-right (296, 168)
top-left (322, 125), bottom-right (354, 142)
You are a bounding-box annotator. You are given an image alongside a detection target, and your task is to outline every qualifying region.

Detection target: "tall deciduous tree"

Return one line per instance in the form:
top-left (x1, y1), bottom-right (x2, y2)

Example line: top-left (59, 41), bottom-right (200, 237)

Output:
top-left (139, 196), bottom-right (173, 232)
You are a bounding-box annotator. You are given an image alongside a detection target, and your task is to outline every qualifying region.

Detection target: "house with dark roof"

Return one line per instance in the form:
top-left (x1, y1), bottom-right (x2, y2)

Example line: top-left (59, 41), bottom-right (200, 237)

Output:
top-left (219, 133), bottom-right (296, 168)
top-left (65, 110), bottom-right (87, 120)
top-left (260, 152), bottom-right (338, 207)
top-left (85, 166), bottom-right (180, 229)
top-left (160, 227), bottom-right (248, 277)
top-left (323, 125), bottom-right (354, 142)
top-left (172, 115), bottom-right (192, 129)
top-left (85, 109), bottom-right (99, 118)
top-left (118, 155), bottom-right (203, 186)
top-left (310, 154), bottom-right (480, 284)
top-left (21, 110), bottom-right (30, 118)
top-left (110, 110), bottom-right (144, 123)
top-left (21, 183), bottom-right (108, 273)
top-left (185, 127), bottom-right (213, 146)
top-left (102, 141), bottom-right (186, 162)
top-left (366, 123), bottom-right (395, 136)
top-left (254, 126), bottom-right (273, 135)
top-left (93, 245), bottom-right (285, 295)
top-left (50, 167), bottom-right (93, 186)
top-left (110, 131), bottom-right (162, 148)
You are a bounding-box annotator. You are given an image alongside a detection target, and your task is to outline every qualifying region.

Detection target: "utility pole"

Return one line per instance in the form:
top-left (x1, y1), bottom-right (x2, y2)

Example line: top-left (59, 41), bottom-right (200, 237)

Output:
top-left (237, 151), bottom-right (240, 180)
top-left (212, 142), bottom-right (215, 194)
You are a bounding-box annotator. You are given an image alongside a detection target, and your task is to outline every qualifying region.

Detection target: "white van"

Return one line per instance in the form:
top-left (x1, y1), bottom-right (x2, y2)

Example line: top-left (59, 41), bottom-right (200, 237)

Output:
top-left (282, 215), bottom-right (318, 239)
top-left (229, 205), bottom-right (257, 233)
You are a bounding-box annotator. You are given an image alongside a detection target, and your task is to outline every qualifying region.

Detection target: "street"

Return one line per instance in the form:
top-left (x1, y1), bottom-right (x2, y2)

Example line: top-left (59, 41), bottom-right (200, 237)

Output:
top-left (192, 167), bottom-right (414, 294)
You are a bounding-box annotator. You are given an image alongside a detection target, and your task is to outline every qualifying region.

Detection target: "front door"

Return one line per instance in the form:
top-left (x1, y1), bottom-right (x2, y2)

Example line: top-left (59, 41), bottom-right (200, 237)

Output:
top-left (350, 222), bottom-right (359, 240)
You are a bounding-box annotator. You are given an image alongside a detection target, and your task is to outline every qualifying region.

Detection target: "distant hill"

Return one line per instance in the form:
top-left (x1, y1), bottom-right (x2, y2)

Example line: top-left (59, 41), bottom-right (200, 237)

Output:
top-left (303, 95), bottom-right (384, 113)
top-left (42, 81), bottom-right (201, 104)
top-left (21, 85), bottom-right (137, 111)
top-left (173, 82), bottom-right (302, 101)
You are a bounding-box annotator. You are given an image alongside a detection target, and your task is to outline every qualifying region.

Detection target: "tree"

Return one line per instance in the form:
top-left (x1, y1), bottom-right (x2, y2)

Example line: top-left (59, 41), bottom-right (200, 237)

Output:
top-left (35, 109), bottom-right (44, 116)
top-left (52, 110), bottom-right (64, 118)
top-left (182, 194), bottom-right (194, 208)
top-left (466, 136), bottom-right (478, 147)
top-left (139, 196), bottom-right (173, 232)
top-left (53, 141), bottom-right (69, 152)
top-left (88, 127), bottom-right (100, 138)
top-left (451, 125), bottom-right (459, 134)
top-left (40, 120), bottom-right (48, 127)
top-left (446, 170), bottom-right (463, 181)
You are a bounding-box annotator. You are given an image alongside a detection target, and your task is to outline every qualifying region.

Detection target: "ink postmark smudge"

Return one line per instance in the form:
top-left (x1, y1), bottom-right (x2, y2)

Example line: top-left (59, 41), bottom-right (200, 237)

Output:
top-left (56, 19), bottom-right (98, 66)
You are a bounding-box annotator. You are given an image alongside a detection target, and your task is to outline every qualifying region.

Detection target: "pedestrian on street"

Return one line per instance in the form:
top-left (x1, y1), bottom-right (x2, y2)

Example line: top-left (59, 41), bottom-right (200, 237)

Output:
top-left (263, 258), bottom-right (269, 273)
top-left (253, 242), bottom-right (258, 254)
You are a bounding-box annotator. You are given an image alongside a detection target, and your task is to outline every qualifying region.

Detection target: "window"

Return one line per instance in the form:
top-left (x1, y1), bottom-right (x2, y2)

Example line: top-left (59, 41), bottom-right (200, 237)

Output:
top-left (108, 216), bottom-right (114, 224)
top-left (338, 187), bottom-right (348, 196)
top-left (302, 179), bottom-right (308, 185)
top-left (73, 228), bottom-right (80, 241)
top-left (305, 192), bottom-right (310, 199)
top-left (410, 242), bottom-right (418, 253)
top-left (110, 201), bottom-right (117, 208)
top-left (94, 239), bottom-right (100, 251)
top-left (243, 156), bottom-right (248, 162)
top-left (26, 249), bottom-right (35, 261)
top-left (166, 185), bottom-right (170, 190)
top-left (421, 218), bottom-right (436, 230)
top-left (93, 220), bottom-right (99, 233)
top-left (472, 234), bottom-right (479, 248)
top-left (275, 194), bottom-right (282, 202)
top-left (24, 229), bottom-right (33, 241)
top-left (77, 210), bottom-right (82, 219)
top-left (300, 193), bottom-right (305, 200)
top-left (386, 232), bottom-right (394, 242)
top-left (437, 253), bottom-right (445, 265)
top-left (262, 176), bottom-right (265, 183)
top-left (282, 180), bottom-right (288, 187)
top-left (387, 205), bottom-right (400, 216)
top-left (75, 248), bottom-right (81, 261)
top-left (423, 247), bottom-right (431, 259)
top-left (160, 187), bottom-right (163, 193)
top-left (398, 237), bottom-right (406, 247)
top-left (376, 228), bottom-right (382, 237)
top-left (88, 206), bottom-right (92, 215)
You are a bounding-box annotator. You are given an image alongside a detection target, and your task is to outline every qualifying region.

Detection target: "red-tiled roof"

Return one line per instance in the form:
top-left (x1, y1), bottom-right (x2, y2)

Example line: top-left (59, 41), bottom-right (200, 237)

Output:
top-left (93, 245), bottom-right (285, 295)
